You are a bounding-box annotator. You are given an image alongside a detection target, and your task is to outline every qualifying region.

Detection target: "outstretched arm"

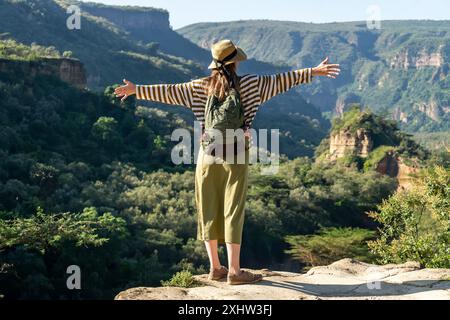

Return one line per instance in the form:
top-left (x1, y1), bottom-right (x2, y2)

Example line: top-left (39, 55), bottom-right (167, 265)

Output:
top-left (258, 68), bottom-right (312, 104)
top-left (114, 78), bottom-right (208, 109)
top-left (258, 57), bottom-right (340, 104)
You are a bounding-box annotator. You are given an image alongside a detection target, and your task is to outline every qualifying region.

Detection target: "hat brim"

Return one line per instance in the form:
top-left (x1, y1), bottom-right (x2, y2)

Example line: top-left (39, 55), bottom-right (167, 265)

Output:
top-left (208, 46), bottom-right (247, 69)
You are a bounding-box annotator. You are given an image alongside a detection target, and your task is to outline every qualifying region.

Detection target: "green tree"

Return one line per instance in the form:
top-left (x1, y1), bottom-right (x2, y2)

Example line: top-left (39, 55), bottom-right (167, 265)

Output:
top-left (91, 116), bottom-right (122, 151)
top-left (368, 166), bottom-right (450, 268)
top-left (285, 227), bottom-right (376, 269)
top-left (0, 207), bottom-right (126, 253)
top-left (62, 51), bottom-right (73, 58)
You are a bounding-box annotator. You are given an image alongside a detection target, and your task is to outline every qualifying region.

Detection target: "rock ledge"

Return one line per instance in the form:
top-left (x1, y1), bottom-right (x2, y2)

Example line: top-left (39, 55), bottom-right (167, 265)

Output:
top-left (115, 259), bottom-right (450, 300)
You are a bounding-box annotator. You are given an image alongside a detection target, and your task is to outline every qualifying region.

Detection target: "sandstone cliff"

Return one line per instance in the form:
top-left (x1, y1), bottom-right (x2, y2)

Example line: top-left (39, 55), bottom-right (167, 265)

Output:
top-left (375, 152), bottom-right (420, 191)
top-left (80, 3), bottom-right (210, 64)
top-left (329, 128), bottom-right (373, 161)
top-left (416, 99), bottom-right (444, 122)
top-left (326, 124), bottom-right (421, 190)
top-left (81, 5), bottom-right (170, 32)
top-left (0, 57), bottom-right (87, 89)
top-left (389, 49), bottom-right (444, 70)
top-left (115, 259), bottom-right (450, 300)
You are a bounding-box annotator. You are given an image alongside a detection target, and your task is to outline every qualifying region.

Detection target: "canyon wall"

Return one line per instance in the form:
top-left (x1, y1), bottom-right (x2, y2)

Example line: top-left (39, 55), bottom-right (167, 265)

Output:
top-left (81, 5), bottom-right (171, 31)
top-left (390, 49), bottom-right (444, 70)
top-left (375, 153), bottom-right (420, 191)
top-left (0, 58), bottom-right (87, 89)
top-left (329, 128), bottom-right (373, 160)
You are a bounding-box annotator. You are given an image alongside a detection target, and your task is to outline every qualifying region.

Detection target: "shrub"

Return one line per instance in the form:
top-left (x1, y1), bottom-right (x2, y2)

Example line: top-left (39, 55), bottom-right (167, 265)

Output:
top-left (161, 270), bottom-right (200, 288)
top-left (285, 227), bottom-right (377, 269)
top-left (363, 145), bottom-right (396, 172)
top-left (368, 166), bottom-right (450, 268)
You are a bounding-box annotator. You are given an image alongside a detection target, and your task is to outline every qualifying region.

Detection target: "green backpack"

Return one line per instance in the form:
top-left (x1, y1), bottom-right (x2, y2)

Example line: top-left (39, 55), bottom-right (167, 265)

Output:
top-left (203, 87), bottom-right (245, 135)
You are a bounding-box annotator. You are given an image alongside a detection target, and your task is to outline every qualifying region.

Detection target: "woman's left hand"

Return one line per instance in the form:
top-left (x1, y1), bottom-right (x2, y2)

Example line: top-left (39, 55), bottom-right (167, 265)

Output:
top-left (312, 57), bottom-right (341, 79)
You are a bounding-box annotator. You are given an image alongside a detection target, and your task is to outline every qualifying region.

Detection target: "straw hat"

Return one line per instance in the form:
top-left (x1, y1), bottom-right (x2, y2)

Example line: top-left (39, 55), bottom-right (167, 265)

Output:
top-left (208, 39), bottom-right (247, 70)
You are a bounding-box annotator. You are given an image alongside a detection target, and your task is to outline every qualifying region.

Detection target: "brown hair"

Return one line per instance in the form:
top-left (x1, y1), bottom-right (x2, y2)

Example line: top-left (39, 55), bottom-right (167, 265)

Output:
top-left (206, 63), bottom-right (240, 101)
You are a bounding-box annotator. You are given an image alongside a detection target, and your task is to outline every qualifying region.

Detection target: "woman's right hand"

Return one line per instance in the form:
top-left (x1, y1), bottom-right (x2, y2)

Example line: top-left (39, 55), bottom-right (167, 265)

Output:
top-left (115, 79), bottom-right (136, 102)
top-left (312, 57), bottom-right (340, 79)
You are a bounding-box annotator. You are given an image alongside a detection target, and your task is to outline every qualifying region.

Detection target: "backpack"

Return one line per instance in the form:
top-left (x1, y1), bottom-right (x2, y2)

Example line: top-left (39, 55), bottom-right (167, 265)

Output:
top-left (201, 86), bottom-right (246, 154)
top-left (204, 88), bottom-right (244, 132)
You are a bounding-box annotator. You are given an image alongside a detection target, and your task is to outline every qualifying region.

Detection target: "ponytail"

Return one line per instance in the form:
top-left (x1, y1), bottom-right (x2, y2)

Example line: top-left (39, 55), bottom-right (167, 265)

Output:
top-left (206, 63), bottom-right (240, 102)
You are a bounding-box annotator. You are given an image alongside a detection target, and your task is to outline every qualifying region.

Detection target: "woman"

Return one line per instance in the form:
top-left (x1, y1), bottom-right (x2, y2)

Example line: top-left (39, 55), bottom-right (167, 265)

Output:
top-left (115, 39), bottom-right (340, 285)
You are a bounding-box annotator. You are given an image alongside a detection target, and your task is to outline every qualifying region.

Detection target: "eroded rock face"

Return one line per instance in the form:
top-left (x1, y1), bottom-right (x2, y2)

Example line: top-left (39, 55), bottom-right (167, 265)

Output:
top-left (115, 259), bottom-right (450, 300)
top-left (417, 100), bottom-right (442, 122)
top-left (56, 59), bottom-right (87, 89)
top-left (81, 5), bottom-right (170, 31)
top-left (396, 158), bottom-right (421, 191)
top-left (0, 58), bottom-right (87, 89)
top-left (375, 151), bottom-right (399, 177)
top-left (375, 153), bottom-right (419, 191)
top-left (329, 129), bottom-right (373, 161)
top-left (390, 49), bottom-right (444, 70)
top-left (392, 107), bottom-right (408, 124)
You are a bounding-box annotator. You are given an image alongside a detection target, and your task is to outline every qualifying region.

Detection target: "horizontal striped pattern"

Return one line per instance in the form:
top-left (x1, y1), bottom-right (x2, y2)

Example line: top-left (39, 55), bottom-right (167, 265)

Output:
top-left (136, 68), bottom-right (313, 127)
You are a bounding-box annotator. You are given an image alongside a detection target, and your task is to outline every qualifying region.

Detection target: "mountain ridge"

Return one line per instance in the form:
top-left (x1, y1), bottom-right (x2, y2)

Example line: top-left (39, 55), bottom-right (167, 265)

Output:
top-left (178, 19), bottom-right (450, 134)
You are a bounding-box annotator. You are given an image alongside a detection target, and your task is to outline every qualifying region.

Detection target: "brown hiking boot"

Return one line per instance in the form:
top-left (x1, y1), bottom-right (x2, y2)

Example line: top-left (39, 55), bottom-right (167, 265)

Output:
top-left (208, 266), bottom-right (228, 281)
top-left (227, 270), bottom-right (263, 285)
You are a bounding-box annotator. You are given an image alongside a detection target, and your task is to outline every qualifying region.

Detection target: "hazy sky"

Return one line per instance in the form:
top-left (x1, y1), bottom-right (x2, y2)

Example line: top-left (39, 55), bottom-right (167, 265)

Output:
top-left (79, 0), bottom-right (450, 29)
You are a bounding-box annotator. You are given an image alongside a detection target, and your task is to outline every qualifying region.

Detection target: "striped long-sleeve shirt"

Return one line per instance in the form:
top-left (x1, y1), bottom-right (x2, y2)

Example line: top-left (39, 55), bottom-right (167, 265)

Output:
top-left (135, 68), bottom-right (313, 128)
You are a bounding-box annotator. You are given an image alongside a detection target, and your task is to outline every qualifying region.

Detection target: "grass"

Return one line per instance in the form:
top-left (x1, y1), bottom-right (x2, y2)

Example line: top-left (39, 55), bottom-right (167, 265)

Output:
top-left (161, 270), bottom-right (202, 288)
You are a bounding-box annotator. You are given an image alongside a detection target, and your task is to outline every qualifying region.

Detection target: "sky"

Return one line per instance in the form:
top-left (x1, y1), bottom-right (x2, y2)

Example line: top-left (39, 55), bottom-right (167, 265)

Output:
top-left (79, 0), bottom-right (450, 29)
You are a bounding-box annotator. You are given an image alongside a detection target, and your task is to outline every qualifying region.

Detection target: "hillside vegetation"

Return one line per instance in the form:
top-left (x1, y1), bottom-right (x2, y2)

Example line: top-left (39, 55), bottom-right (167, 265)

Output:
top-left (0, 0), bottom-right (331, 158)
top-left (0, 49), bottom-right (399, 299)
top-left (0, 2), bottom-right (448, 300)
top-left (1, 53), bottom-right (447, 298)
top-left (179, 20), bottom-right (450, 134)
top-left (0, 0), bottom-right (204, 90)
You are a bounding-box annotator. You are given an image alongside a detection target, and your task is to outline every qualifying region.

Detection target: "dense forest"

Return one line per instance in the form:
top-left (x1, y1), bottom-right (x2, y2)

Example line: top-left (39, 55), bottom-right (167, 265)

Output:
top-left (0, 0), bottom-right (448, 300)
top-left (0, 51), bottom-right (448, 298)
top-left (0, 55), bottom-right (394, 298)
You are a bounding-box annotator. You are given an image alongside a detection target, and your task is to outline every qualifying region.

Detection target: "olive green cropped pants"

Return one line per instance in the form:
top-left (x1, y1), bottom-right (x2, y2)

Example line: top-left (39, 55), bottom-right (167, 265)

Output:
top-left (195, 140), bottom-right (250, 245)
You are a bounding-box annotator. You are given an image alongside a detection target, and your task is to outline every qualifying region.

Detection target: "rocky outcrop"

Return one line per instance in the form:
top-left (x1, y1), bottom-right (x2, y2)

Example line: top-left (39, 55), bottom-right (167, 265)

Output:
top-left (415, 50), bottom-right (444, 68)
top-left (0, 58), bottom-right (87, 89)
top-left (80, 3), bottom-right (211, 64)
top-left (392, 107), bottom-right (408, 123)
top-left (375, 152), bottom-right (420, 191)
top-left (416, 100), bottom-right (442, 122)
top-left (329, 128), bottom-right (373, 161)
top-left (115, 259), bottom-right (450, 300)
top-left (390, 49), bottom-right (444, 70)
top-left (81, 5), bottom-right (170, 31)
top-left (375, 150), bottom-right (399, 177)
top-left (396, 158), bottom-right (420, 191)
